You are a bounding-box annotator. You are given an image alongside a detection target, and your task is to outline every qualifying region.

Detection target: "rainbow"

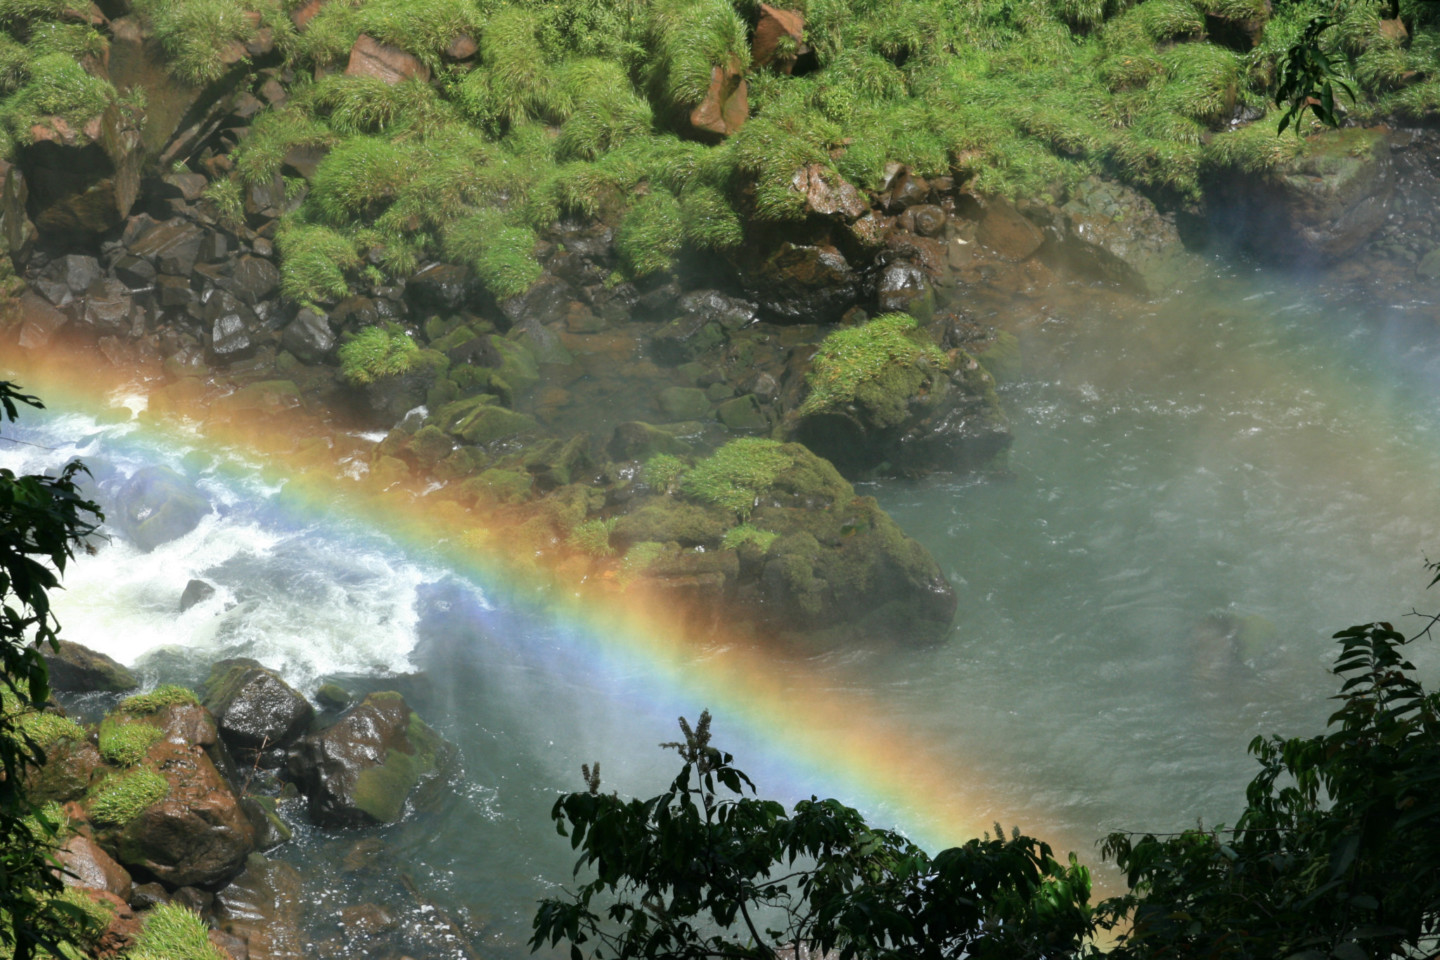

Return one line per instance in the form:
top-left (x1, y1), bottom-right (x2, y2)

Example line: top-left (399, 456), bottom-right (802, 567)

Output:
top-left (3, 335), bottom-right (1100, 883)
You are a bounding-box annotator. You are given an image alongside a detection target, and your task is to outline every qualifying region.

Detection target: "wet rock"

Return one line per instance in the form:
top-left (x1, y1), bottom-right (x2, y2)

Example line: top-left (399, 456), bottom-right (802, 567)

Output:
top-left (875, 261), bottom-right (935, 322)
top-left (975, 197), bottom-right (1045, 261)
top-left (657, 386), bottom-right (711, 420)
top-left (215, 854), bottom-right (307, 960)
top-left (716, 394), bottom-right (767, 432)
top-left (20, 128), bottom-right (141, 242)
top-left (286, 692), bottom-right (449, 827)
top-left (57, 833), bottom-right (133, 903)
top-left (887, 169), bottom-right (930, 210)
top-left (1211, 127), bottom-right (1393, 264)
top-left (114, 466), bottom-right (210, 552)
top-left (407, 262), bottom-right (473, 312)
top-left (613, 499), bottom-right (729, 546)
top-left (160, 171), bottom-right (209, 202)
top-left (1046, 176), bottom-right (1197, 294)
top-left (741, 239), bottom-right (860, 323)
top-left (16, 292), bottom-right (69, 350)
top-left (129, 218), bottom-right (204, 277)
top-left (129, 882), bottom-right (169, 911)
top-left (116, 735), bottom-right (257, 888)
top-left (179, 578), bottom-right (216, 612)
top-left (203, 659), bottom-right (315, 765)
top-left (38, 254), bottom-right (102, 303)
top-left (113, 255), bottom-right (156, 289)
top-left (25, 737), bottom-right (103, 803)
top-left (80, 278), bottom-right (135, 335)
top-left (689, 55), bottom-right (747, 138)
top-left (608, 421), bottom-right (694, 461)
top-left (791, 164), bottom-right (867, 221)
top-left (155, 274), bottom-right (195, 308)
top-left (499, 274), bottom-right (569, 326)
top-left (0, 159), bottom-right (35, 261)
top-left (230, 256), bottom-right (280, 303)
top-left (81, 889), bottom-right (143, 959)
top-left (345, 34), bottom-right (431, 84)
top-left (753, 3), bottom-right (807, 72)
top-left (911, 204), bottom-right (947, 238)
top-left (314, 684), bottom-right (350, 712)
top-left (205, 291), bottom-right (260, 363)
top-left (45, 639), bottom-right (138, 693)
top-left (280, 307), bottom-right (334, 363)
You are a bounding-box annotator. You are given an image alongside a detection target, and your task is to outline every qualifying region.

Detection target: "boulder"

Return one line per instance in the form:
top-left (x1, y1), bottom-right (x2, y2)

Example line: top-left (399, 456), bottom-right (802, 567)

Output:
top-left (45, 639), bottom-right (138, 693)
top-left (345, 34), bottom-right (430, 84)
top-left (25, 737), bottom-right (103, 803)
top-left (790, 164), bottom-right (867, 221)
top-left (215, 854), bottom-right (307, 960)
top-left (285, 692), bottom-right (448, 827)
top-left (280, 307), bottom-right (334, 363)
top-left (36, 254), bottom-right (102, 305)
top-left (128, 218), bottom-right (204, 277)
top-left (203, 659), bottom-right (314, 765)
top-left (179, 578), bottom-right (216, 612)
top-left (205, 290), bottom-right (261, 363)
top-left (0, 159), bottom-right (35, 260)
top-left (57, 832), bottom-right (133, 903)
top-left (79, 278), bottom-right (135, 336)
top-left (16, 292), bottom-right (69, 350)
top-left (113, 466), bottom-right (210, 552)
top-left (975, 197), bottom-right (1045, 261)
top-left (230, 255), bottom-right (281, 303)
top-left (740, 238), bottom-right (861, 323)
top-left (1045, 176), bottom-right (1199, 295)
top-left (875, 261), bottom-right (934, 322)
top-left (1211, 126), bottom-right (1393, 264)
top-left (689, 55), bottom-right (747, 138)
top-left (608, 421), bottom-right (693, 461)
top-left (115, 735), bottom-right (256, 889)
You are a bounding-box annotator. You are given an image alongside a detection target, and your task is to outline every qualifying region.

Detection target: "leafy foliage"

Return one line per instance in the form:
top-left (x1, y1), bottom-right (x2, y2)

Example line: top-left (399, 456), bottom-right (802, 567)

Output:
top-left (1274, 15), bottom-right (1356, 132)
top-left (0, 383), bottom-right (101, 960)
top-left (533, 711), bottom-right (1096, 960)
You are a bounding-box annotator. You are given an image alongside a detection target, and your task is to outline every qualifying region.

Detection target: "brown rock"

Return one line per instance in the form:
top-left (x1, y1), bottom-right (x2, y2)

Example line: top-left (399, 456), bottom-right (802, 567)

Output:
top-left (753, 4), bottom-right (806, 72)
top-left (689, 55), bottom-right (747, 138)
top-left (887, 169), bottom-right (930, 209)
top-left (444, 34), bottom-right (478, 59)
top-left (24, 737), bottom-right (103, 803)
top-left (16, 291), bottom-right (69, 351)
top-left (1379, 17), bottom-right (1408, 44)
top-left (291, 0), bottom-right (323, 30)
top-left (976, 198), bottom-right (1044, 261)
top-left (215, 855), bottom-right (307, 960)
top-left (0, 159), bottom-right (35, 259)
top-left (82, 889), bottom-right (141, 959)
top-left (790, 164), bottom-right (867, 221)
top-left (57, 833), bottom-right (133, 902)
top-left (345, 34), bottom-right (430, 85)
top-left (129, 218), bottom-right (204, 276)
top-left (911, 204), bottom-right (947, 237)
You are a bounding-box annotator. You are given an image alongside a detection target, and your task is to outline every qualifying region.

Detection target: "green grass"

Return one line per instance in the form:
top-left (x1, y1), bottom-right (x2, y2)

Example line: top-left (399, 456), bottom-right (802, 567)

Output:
top-left (442, 208), bottom-right (542, 299)
top-left (275, 221), bottom-right (361, 304)
top-left (87, 768), bottom-right (168, 826)
top-left (0, 53), bottom-right (114, 148)
top-left (16, 711), bottom-right (84, 750)
top-left (800, 313), bottom-right (948, 417)
top-left (642, 453), bottom-right (687, 490)
top-left (567, 516), bottom-right (619, 556)
top-left (132, 0), bottom-right (258, 86)
top-left (98, 717), bottom-right (163, 766)
top-left (118, 684), bottom-right (198, 717)
top-left (128, 903), bottom-right (229, 960)
top-left (680, 438), bottom-right (794, 519)
top-left (721, 523), bottom-right (779, 552)
top-left (616, 187), bottom-right (683, 276)
top-left (203, 177), bottom-right (245, 230)
top-left (338, 325), bottom-right (419, 385)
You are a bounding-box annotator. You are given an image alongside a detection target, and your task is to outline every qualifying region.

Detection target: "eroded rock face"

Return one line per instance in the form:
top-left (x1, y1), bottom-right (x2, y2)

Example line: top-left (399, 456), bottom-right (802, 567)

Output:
top-left (203, 659), bottom-right (315, 766)
top-left (286, 692), bottom-right (448, 827)
top-left (346, 34), bottom-right (430, 84)
top-left (1045, 176), bottom-right (1198, 295)
top-left (689, 55), bottom-right (747, 138)
top-left (1212, 126), bottom-right (1394, 264)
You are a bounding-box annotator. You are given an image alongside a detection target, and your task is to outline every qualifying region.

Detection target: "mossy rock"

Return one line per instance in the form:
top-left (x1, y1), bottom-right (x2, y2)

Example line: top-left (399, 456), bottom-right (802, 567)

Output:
top-left (409, 424), bottom-right (455, 468)
top-left (462, 468), bottom-right (533, 505)
top-left (716, 394), bottom-right (768, 432)
top-left (434, 444), bottom-right (490, 481)
top-left (608, 421), bottom-right (695, 461)
top-left (973, 329), bottom-right (1022, 385)
top-left (523, 434), bottom-right (594, 489)
top-left (45, 639), bottom-right (138, 693)
top-left (656, 386), bottom-right (711, 421)
top-left (488, 334), bottom-right (541, 396)
top-left (612, 497), bottom-right (730, 547)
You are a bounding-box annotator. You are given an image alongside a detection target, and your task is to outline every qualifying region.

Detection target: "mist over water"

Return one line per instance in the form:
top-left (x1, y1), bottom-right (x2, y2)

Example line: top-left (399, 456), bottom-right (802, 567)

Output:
top-left (6, 257), bottom-right (1440, 951)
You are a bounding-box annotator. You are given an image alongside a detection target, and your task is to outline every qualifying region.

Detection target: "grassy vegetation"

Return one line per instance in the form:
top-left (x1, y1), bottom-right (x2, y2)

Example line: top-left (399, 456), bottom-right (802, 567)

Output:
top-left (203, 176), bottom-right (246, 230)
top-left (118, 684), bottom-right (199, 717)
top-left (130, 0), bottom-right (278, 87)
top-left (98, 717), bottom-right (163, 766)
top-left (681, 438), bottom-right (793, 519)
top-left (338, 325), bottom-right (420, 384)
top-left (567, 516), bottom-right (618, 556)
top-left (87, 768), bottom-right (169, 826)
top-left (128, 903), bottom-right (229, 960)
top-left (642, 453), bottom-right (687, 490)
top-left (800, 313), bottom-right (948, 417)
top-left (721, 523), bottom-right (779, 551)
top-left (15, 711), bottom-right (84, 750)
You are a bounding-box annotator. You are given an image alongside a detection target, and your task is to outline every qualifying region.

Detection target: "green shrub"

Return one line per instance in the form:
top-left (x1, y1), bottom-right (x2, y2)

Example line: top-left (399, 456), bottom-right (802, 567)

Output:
top-left (118, 684), bottom-right (198, 717)
top-left (128, 903), bottom-right (229, 960)
top-left (338, 326), bottom-right (419, 385)
top-left (680, 439), bottom-right (793, 518)
top-left (88, 769), bottom-right (168, 826)
top-left (721, 523), bottom-right (779, 552)
top-left (800, 313), bottom-right (948, 417)
top-left (132, 0), bottom-right (257, 86)
top-left (0, 0), bottom-right (67, 26)
top-left (98, 717), bottom-right (163, 766)
top-left (567, 516), bottom-right (619, 556)
top-left (16, 711), bottom-right (84, 750)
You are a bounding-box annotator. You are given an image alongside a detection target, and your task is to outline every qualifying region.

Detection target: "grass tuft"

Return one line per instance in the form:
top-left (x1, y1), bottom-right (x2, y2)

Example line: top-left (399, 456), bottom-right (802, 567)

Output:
top-left (88, 768), bottom-right (169, 826)
top-left (128, 903), bottom-right (229, 960)
top-left (721, 523), bottom-right (779, 552)
top-left (119, 684), bottom-right (198, 716)
top-left (132, 0), bottom-right (257, 86)
top-left (99, 717), bottom-right (163, 766)
top-left (567, 516), bottom-right (618, 556)
top-left (616, 187), bottom-right (683, 276)
top-left (17, 711), bottom-right (85, 750)
top-left (681, 438), bottom-right (794, 519)
top-left (800, 313), bottom-right (948, 416)
top-left (339, 326), bottom-right (419, 385)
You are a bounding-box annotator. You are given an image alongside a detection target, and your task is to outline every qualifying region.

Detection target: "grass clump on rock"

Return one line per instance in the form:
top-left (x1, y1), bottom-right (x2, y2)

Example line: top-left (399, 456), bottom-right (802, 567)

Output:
top-left (88, 768), bottom-right (169, 826)
top-left (128, 903), bottom-right (229, 960)
top-left (339, 326), bottom-right (419, 385)
top-left (130, 0), bottom-right (263, 87)
top-left (721, 523), bottom-right (778, 552)
top-left (800, 313), bottom-right (948, 418)
top-left (119, 684), bottom-right (198, 717)
top-left (567, 516), bottom-right (618, 557)
top-left (642, 453), bottom-right (687, 491)
top-left (681, 438), bottom-right (794, 519)
top-left (16, 710), bottom-right (85, 750)
top-left (98, 717), bottom-right (163, 766)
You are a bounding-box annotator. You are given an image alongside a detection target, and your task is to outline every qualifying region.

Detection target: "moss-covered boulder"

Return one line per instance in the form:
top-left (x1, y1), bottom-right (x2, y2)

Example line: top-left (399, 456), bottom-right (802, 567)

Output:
top-left (285, 692), bottom-right (449, 827)
top-left (1045, 176), bottom-right (1201, 296)
top-left (45, 639), bottom-right (138, 693)
top-left (784, 313), bottom-right (1010, 477)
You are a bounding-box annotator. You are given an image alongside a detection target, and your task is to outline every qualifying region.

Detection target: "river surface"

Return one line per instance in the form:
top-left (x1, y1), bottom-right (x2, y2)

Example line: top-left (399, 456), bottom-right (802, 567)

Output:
top-left (5, 255), bottom-right (1440, 955)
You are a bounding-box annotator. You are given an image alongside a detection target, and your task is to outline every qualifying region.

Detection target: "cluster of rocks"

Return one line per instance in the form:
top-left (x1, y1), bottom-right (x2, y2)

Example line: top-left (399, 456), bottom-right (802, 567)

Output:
top-left (33, 644), bottom-right (453, 960)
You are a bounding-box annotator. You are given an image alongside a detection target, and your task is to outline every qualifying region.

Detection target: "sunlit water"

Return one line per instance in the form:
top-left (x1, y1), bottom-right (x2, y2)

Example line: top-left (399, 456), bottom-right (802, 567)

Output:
top-left (5, 257), bottom-right (1440, 954)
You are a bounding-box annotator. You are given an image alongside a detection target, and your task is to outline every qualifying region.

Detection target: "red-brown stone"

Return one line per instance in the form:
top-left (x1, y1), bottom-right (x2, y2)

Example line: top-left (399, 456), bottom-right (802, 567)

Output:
top-left (345, 34), bottom-right (431, 85)
top-left (753, 4), bottom-right (806, 73)
top-left (689, 56), bottom-right (747, 137)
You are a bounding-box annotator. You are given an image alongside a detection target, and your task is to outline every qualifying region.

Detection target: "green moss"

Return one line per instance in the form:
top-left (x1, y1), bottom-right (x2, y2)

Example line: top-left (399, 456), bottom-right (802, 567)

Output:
top-left (310, 135), bottom-right (411, 222)
top-left (88, 768), bottom-right (169, 826)
top-left (641, 453), bottom-right (687, 491)
top-left (721, 523), bottom-right (779, 552)
top-left (800, 313), bottom-right (948, 418)
top-left (119, 684), bottom-right (198, 717)
top-left (442, 209), bottom-right (541, 299)
top-left (645, 0), bottom-right (750, 109)
top-left (128, 903), bottom-right (228, 960)
top-left (339, 326), bottom-right (419, 385)
top-left (0, 53), bottom-right (114, 145)
top-left (132, 0), bottom-right (256, 86)
top-left (616, 187), bottom-right (683, 276)
top-left (463, 467), bottom-right (533, 504)
top-left (680, 438), bottom-right (794, 519)
top-left (620, 540), bottom-right (668, 575)
top-left (349, 705), bottom-right (442, 823)
top-left (16, 711), bottom-right (84, 750)
top-left (98, 717), bottom-right (163, 766)
top-left (567, 516), bottom-right (618, 556)
top-left (275, 221), bottom-right (361, 304)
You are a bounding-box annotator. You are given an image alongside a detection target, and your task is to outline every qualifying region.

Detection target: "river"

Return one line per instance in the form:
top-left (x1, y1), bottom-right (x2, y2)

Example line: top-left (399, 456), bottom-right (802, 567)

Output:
top-left (4, 253), bottom-right (1440, 956)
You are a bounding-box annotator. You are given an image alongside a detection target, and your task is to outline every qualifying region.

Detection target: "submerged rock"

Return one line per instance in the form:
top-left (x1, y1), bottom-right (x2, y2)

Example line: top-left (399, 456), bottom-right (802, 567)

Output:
top-left (113, 466), bottom-right (210, 552)
top-left (286, 692), bottom-right (449, 827)
top-left (215, 853), bottom-right (307, 960)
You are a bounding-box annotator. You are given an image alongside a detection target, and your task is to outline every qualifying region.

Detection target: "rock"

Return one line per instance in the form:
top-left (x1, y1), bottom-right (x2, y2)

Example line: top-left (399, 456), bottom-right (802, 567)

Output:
top-left (445, 33), bottom-right (478, 59)
top-left (657, 386), bottom-right (711, 420)
top-left (280, 307), bottom-right (334, 363)
top-left (114, 466), bottom-right (210, 552)
top-left (205, 291), bottom-right (260, 363)
top-left (613, 499), bottom-right (729, 547)
top-left (215, 854), bottom-right (307, 960)
top-left (129, 882), bottom-right (169, 911)
top-left (155, 274), bottom-right (195, 308)
top-left (20, 126), bottom-right (142, 242)
top-left (16, 291), bottom-right (69, 350)
top-left (314, 683), bottom-right (350, 712)
top-left (45, 639), bottom-right (138, 693)
top-left (1417, 246), bottom-right (1440, 280)
top-left (875, 261), bottom-right (935, 322)
top-left (113, 255), bottom-right (156, 289)
top-left (0, 159), bottom-right (36, 260)
top-left (975, 197), bottom-right (1045, 261)
top-left (784, 313), bottom-right (1010, 477)
top-left (280, 143), bottom-right (328, 181)
top-left (608, 421), bottom-right (694, 461)
top-left (79, 889), bottom-right (143, 959)
top-left (911, 204), bottom-right (947, 238)
top-left (1047, 176), bottom-right (1198, 294)
top-left (24, 737), bottom-right (103, 803)
top-left (716, 394), bottom-right (768, 432)
top-left (753, 3), bottom-right (806, 72)
top-left (160, 171), bottom-right (209, 202)
top-left (1205, 0), bottom-right (1269, 50)
top-left (129, 218), bottom-right (204, 277)
top-left (345, 34), bottom-right (431, 84)
top-left (230, 256), bottom-right (281, 303)
top-left (116, 736), bottom-right (257, 888)
top-left (887, 169), bottom-right (930, 209)
top-left (179, 578), bottom-right (216, 612)
top-left (286, 692), bottom-right (448, 827)
top-left (790, 164), bottom-right (867, 221)
top-left (203, 659), bottom-right (315, 764)
top-left (80, 278), bottom-right (135, 335)
top-left (407, 262), bottom-right (473, 312)
top-left (689, 55), bottom-right (747, 138)
top-left (741, 239), bottom-right (860, 323)
top-left (57, 832), bottom-right (133, 903)
top-left (1379, 16), bottom-right (1407, 44)
top-left (1211, 127), bottom-right (1393, 264)
top-left (40, 254), bottom-right (102, 299)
